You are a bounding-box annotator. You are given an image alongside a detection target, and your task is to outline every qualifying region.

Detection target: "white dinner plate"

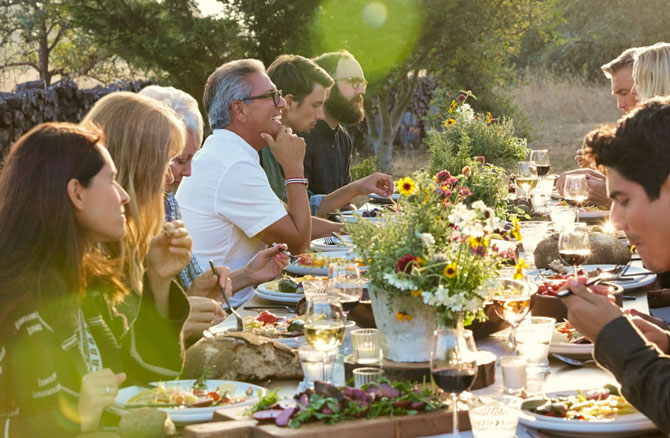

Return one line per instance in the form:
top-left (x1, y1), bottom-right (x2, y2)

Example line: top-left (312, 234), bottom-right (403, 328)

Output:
top-left (530, 264), bottom-right (656, 291)
top-left (284, 250), bottom-right (360, 276)
top-left (254, 286), bottom-right (303, 304)
top-left (519, 390), bottom-right (657, 437)
top-left (368, 193), bottom-right (400, 203)
top-left (578, 209), bottom-right (610, 219)
top-left (311, 236), bottom-right (353, 252)
top-left (549, 341), bottom-right (594, 358)
top-left (110, 380), bottom-right (266, 424)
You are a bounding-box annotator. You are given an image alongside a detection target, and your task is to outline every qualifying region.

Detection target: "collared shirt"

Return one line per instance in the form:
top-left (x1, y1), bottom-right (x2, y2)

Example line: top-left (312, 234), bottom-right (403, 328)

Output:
top-left (301, 120), bottom-right (352, 195)
top-left (164, 192), bottom-right (203, 291)
top-left (176, 129), bottom-right (287, 307)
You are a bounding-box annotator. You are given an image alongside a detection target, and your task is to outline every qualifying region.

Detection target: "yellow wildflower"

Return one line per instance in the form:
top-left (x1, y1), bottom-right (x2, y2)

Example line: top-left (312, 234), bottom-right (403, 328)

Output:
top-left (396, 311), bottom-right (412, 322)
top-left (396, 176), bottom-right (417, 197)
top-left (448, 100), bottom-right (457, 113)
top-left (513, 258), bottom-right (529, 280)
top-left (630, 245), bottom-right (636, 253)
top-left (443, 118), bottom-right (455, 127)
top-left (512, 218), bottom-right (522, 241)
top-left (468, 236), bottom-right (480, 249)
top-left (411, 289), bottom-right (423, 297)
top-left (443, 263), bottom-right (457, 279)
top-left (486, 111), bottom-right (492, 124)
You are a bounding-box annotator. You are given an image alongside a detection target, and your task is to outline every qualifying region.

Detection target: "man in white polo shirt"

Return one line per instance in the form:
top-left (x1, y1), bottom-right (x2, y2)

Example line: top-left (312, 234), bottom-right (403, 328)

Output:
top-left (176, 59), bottom-right (312, 307)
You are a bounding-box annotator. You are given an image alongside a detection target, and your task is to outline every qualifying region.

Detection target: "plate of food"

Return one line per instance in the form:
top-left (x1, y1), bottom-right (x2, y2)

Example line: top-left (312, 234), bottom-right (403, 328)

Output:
top-left (285, 251), bottom-right (363, 276)
top-left (311, 235), bottom-right (353, 252)
top-left (530, 264), bottom-right (656, 291)
top-left (550, 321), bottom-right (594, 358)
top-left (519, 386), bottom-right (656, 437)
top-left (239, 310), bottom-right (305, 347)
top-left (255, 275), bottom-right (323, 303)
top-left (368, 193), bottom-right (400, 204)
top-left (111, 379), bottom-right (266, 423)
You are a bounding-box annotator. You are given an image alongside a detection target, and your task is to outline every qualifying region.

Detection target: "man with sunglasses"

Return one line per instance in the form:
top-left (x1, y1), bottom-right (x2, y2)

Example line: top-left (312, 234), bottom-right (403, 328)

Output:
top-left (302, 50), bottom-right (368, 196)
top-left (176, 59), bottom-right (314, 307)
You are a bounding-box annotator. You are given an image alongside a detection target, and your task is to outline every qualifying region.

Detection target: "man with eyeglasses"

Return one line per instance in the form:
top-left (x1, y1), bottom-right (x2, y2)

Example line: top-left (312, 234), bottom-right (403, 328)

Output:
top-left (262, 54), bottom-right (393, 218)
top-left (176, 59), bottom-right (315, 307)
top-left (302, 50), bottom-right (368, 196)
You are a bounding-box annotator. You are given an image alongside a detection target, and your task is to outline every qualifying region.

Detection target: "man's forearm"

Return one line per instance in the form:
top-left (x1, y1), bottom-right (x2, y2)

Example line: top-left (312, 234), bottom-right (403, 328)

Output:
top-left (285, 178), bottom-right (312, 252)
top-left (316, 183), bottom-right (360, 218)
top-left (312, 216), bottom-right (343, 238)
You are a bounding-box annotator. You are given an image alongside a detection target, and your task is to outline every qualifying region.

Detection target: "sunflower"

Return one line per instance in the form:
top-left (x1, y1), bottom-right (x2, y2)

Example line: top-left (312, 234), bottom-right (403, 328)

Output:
top-left (443, 118), bottom-right (455, 127)
top-left (486, 111), bottom-right (492, 124)
top-left (443, 263), bottom-right (457, 279)
top-left (396, 176), bottom-right (417, 197)
top-left (396, 311), bottom-right (412, 322)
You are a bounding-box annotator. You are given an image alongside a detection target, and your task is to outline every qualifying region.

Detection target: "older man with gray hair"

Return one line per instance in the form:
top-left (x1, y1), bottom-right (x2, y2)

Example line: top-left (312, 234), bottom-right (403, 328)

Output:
top-left (176, 59), bottom-right (313, 307)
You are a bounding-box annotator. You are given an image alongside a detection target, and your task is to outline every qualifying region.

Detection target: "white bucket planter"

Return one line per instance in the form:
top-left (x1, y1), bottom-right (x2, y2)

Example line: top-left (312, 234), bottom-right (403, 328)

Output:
top-left (368, 284), bottom-right (437, 362)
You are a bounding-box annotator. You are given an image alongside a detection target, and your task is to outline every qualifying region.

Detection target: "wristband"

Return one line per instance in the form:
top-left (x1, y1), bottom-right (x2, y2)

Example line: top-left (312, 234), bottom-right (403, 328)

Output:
top-left (285, 177), bottom-right (309, 186)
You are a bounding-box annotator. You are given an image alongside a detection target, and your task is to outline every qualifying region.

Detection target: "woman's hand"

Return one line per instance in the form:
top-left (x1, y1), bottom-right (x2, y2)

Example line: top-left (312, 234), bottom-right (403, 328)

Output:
top-left (188, 266), bottom-right (231, 301)
top-left (146, 220), bottom-right (192, 281)
top-left (630, 316), bottom-right (670, 353)
top-left (183, 296), bottom-right (227, 341)
top-left (244, 244), bottom-right (289, 287)
top-left (79, 369), bottom-right (126, 432)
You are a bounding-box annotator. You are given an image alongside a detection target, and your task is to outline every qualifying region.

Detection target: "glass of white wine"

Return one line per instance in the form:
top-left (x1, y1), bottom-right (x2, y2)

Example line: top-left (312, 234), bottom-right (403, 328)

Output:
top-left (492, 278), bottom-right (534, 354)
top-left (563, 174), bottom-right (588, 222)
top-left (515, 161), bottom-right (538, 201)
top-left (303, 298), bottom-right (346, 383)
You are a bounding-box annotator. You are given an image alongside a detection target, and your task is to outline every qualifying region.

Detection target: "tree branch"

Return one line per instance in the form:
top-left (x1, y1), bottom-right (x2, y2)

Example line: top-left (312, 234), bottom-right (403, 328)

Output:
top-left (390, 71), bottom-right (420, 131)
top-left (364, 96), bottom-right (379, 142)
top-left (0, 61), bottom-right (39, 70)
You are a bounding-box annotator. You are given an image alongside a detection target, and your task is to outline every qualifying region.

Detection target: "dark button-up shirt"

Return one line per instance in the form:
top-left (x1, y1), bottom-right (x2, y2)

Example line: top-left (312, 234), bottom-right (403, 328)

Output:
top-left (301, 120), bottom-right (352, 195)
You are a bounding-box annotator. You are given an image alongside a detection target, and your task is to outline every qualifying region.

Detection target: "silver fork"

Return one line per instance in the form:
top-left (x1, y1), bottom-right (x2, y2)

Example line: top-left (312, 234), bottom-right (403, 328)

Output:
top-left (323, 236), bottom-right (339, 245)
top-left (209, 260), bottom-right (244, 331)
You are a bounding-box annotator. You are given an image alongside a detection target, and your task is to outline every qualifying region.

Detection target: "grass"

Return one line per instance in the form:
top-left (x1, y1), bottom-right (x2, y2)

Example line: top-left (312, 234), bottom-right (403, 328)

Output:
top-left (367, 71), bottom-right (623, 178)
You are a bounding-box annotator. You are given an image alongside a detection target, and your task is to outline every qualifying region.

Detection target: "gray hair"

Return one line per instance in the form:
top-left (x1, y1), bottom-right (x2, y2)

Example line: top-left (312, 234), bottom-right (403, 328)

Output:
top-left (203, 59), bottom-right (265, 130)
top-left (139, 85), bottom-right (204, 147)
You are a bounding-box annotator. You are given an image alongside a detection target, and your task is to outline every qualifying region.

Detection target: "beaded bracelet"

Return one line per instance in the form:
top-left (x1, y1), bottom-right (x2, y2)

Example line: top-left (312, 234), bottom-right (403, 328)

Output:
top-left (285, 177), bottom-right (309, 186)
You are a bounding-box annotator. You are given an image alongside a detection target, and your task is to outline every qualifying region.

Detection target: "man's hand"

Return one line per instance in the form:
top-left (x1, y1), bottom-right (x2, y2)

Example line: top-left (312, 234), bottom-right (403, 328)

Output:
top-left (625, 308), bottom-right (670, 330)
top-left (556, 169), bottom-right (605, 197)
top-left (585, 173), bottom-right (611, 208)
top-left (630, 316), bottom-right (670, 353)
top-left (561, 277), bottom-right (623, 341)
top-left (183, 296), bottom-right (227, 341)
top-left (261, 126), bottom-right (306, 177)
top-left (188, 266), bottom-right (231, 301)
top-left (146, 220), bottom-right (192, 281)
top-left (353, 172), bottom-right (394, 197)
top-left (79, 370), bottom-right (126, 432)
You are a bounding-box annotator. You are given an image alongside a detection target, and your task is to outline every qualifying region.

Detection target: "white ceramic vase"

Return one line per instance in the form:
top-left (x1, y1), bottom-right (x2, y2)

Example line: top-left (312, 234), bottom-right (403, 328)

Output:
top-left (368, 284), bottom-right (437, 362)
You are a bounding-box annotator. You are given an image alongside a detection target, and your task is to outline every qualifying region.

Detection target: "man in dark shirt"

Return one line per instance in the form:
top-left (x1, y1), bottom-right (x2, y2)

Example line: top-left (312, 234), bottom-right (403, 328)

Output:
top-left (303, 50), bottom-right (367, 195)
top-left (560, 97), bottom-right (670, 434)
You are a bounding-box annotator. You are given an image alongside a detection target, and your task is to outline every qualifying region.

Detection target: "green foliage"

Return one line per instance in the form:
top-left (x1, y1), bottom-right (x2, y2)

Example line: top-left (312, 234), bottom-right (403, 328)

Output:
top-left (425, 89), bottom-right (528, 173)
top-left (350, 155), bottom-right (379, 181)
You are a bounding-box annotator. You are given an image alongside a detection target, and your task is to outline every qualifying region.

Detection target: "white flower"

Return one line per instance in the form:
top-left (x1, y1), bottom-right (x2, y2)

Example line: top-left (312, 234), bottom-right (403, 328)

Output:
top-left (383, 272), bottom-right (417, 291)
top-left (471, 200), bottom-right (487, 211)
top-left (456, 103), bottom-right (475, 122)
top-left (416, 231), bottom-right (435, 249)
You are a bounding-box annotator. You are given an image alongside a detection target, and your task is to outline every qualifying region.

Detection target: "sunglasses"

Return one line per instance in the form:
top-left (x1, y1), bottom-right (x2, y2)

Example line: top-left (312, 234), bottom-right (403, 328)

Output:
top-left (240, 89), bottom-right (283, 107)
top-left (334, 77), bottom-right (368, 90)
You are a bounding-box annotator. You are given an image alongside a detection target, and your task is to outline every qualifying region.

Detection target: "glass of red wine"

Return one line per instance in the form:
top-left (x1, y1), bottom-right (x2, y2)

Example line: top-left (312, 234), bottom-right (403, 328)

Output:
top-left (530, 149), bottom-right (551, 179)
top-left (430, 328), bottom-right (478, 438)
top-left (558, 223), bottom-right (591, 277)
top-left (327, 262), bottom-right (363, 318)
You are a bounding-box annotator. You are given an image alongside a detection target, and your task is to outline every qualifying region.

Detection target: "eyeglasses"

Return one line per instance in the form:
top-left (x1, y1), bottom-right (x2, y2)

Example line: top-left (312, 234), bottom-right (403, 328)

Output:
top-left (334, 77), bottom-right (368, 90)
top-left (240, 89), bottom-right (283, 107)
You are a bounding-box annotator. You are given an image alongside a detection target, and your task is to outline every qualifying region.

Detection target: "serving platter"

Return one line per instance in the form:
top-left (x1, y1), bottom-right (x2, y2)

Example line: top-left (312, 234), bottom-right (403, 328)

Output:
top-left (519, 390), bottom-right (657, 437)
top-left (111, 380), bottom-right (266, 424)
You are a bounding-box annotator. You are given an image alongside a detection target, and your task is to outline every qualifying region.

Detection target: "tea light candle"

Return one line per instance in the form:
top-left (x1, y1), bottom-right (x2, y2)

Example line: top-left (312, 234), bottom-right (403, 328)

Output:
top-left (501, 356), bottom-right (527, 394)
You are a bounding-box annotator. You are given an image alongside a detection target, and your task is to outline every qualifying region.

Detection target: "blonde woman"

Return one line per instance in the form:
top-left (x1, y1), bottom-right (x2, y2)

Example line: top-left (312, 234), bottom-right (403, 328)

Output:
top-left (632, 42), bottom-right (670, 102)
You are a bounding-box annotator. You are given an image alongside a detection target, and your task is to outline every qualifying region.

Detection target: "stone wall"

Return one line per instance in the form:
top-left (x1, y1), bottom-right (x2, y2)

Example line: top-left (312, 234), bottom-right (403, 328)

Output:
top-left (0, 79), bottom-right (151, 164)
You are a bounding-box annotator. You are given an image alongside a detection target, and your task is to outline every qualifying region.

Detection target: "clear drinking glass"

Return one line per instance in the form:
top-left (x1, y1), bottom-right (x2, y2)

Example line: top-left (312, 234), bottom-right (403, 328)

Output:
top-left (430, 329), bottom-right (478, 438)
top-left (492, 278), bottom-right (534, 354)
top-left (558, 223), bottom-right (591, 276)
top-left (563, 174), bottom-right (588, 222)
top-left (327, 262), bottom-right (363, 317)
top-left (514, 161), bottom-right (539, 201)
top-left (530, 149), bottom-right (551, 179)
top-left (303, 298), bottom-right (345, 383)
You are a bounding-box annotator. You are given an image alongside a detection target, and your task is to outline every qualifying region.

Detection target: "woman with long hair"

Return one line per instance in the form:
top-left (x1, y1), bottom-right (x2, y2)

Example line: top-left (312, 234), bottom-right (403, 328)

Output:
top-left (632, 42), bottom-right (670, 102)
top-left (0, 123), bottom-right (147, 435)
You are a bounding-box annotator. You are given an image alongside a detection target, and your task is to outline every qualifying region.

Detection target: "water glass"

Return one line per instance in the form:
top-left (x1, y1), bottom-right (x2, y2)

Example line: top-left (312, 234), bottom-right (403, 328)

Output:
top-left (501, 355), bottom-right (527, 395)
top-left (352, 328), bottom-right (382, 364)
top-left (549, 206), bottom-right (576, 232)
top-left (353, 367), bottom-right (384, 388)
top-left (468, 395), bottom-right (523, 438)
top-left (298, 345), bottom-right (337, 386)
top-left (518, 221), bottom-right (550, 254)
top-left (515, 316), bottom-right (555, 369)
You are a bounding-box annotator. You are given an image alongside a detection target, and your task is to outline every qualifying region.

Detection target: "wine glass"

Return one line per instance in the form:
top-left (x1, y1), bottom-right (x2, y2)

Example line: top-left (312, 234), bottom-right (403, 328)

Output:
top-left (492, 278), bottom-right (533, 354)
top-left (430, 328), bottom-right (478, 438)
top-left (563, 174), bottom-right (588, 222)
top-left (530, 149), bottom-right (551, 179)
top-left (303, 298), bottom-right (346, 382)
top-left (514, 161), bottom-right (538, 201)
top-left (558, 223), bottom-right (591, 278)
top-left (328, 262), bottom-right (363, 318)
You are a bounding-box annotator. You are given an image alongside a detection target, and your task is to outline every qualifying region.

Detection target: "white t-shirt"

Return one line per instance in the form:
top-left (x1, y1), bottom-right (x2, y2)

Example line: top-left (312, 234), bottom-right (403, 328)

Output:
top-left (176, 129), bottom-right (287, 306)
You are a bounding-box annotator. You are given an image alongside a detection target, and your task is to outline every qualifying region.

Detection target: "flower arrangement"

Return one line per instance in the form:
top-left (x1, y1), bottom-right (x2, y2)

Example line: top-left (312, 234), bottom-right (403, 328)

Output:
top-left (425, 89), bottom-right (528, 174)
top-left (347, 169), bottom-right (519, 327)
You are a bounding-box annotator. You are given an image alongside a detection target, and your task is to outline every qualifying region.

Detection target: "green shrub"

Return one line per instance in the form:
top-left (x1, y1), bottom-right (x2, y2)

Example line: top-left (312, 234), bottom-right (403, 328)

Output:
top-left (350, 155), bottom-right (379, 181)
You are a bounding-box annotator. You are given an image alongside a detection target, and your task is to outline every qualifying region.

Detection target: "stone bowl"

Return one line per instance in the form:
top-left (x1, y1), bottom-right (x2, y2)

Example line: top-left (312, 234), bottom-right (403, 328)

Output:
top-left (531, 280), bottom-right (623, 321)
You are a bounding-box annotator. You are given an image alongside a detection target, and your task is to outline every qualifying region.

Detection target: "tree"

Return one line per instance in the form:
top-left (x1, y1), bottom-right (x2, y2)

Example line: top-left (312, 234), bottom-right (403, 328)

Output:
top-left (68, 0), bottom-right (245, 102)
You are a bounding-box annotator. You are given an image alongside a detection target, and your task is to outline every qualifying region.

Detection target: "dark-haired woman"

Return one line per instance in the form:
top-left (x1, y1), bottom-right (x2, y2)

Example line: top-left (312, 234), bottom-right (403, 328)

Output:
top-left (0, 123), bottom-right (188, 436)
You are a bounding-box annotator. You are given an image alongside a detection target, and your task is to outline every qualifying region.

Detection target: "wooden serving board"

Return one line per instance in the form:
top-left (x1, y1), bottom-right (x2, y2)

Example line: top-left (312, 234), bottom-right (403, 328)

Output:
top-left (343, 350), bottom-right (496, 390)
top-left (184, 405), bottom-right (470, 438)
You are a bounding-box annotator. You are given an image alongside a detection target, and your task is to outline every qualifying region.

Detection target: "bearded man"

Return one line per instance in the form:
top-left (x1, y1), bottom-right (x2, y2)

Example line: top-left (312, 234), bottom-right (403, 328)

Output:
top-left (302, 50), bottom-right (367, 195)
